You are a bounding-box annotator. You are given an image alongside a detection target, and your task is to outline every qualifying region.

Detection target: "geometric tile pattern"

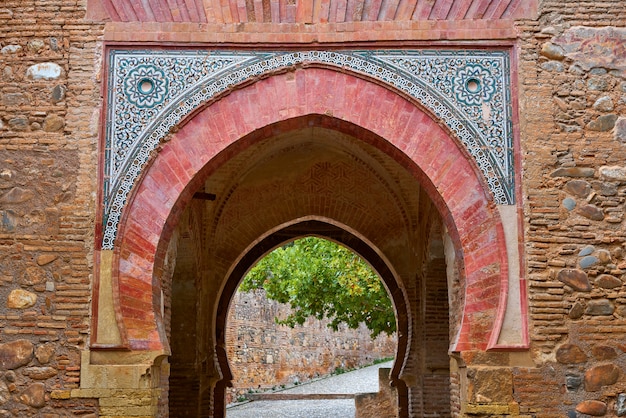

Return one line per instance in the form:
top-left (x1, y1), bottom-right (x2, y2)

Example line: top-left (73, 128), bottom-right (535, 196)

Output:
top-left (103, 49), bottom-right (514, 249)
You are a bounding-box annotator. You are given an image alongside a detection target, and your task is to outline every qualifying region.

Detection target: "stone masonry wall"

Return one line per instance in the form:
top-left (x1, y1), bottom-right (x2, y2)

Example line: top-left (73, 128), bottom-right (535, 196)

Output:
top-left (0, 1), bottom-right (102, 416)
top-left (226, 289), bottom-right (396, 402)
top-left (510, 1), bottom-right (626, 416)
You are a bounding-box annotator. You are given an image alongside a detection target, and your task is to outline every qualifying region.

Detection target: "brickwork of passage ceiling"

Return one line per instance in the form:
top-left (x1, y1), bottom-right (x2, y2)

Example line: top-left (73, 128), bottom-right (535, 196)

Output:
top-left (96, 0), bottom-right (537, 23)
top-left (101, 48), bottom-right (516, 249)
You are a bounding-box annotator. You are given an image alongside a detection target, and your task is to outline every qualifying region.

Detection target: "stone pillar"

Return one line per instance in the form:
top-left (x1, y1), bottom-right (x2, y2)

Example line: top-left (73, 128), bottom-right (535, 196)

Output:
top-left (71, 350), bottom-right (168, 418)
top-left (457, 351), bottom-right (534, 417)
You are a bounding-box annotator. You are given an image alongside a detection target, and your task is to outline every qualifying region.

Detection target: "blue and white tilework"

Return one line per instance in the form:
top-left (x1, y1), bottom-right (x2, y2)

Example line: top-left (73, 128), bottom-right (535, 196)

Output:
top-left (103, 49), bottom-right (515, 249)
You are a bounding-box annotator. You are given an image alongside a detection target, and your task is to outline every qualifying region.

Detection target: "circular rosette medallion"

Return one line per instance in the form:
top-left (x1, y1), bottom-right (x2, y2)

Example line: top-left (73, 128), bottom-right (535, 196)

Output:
top-left (454, 64), bottom-right (496, 106)
top-left (124, 64), bottom-right (168, 108)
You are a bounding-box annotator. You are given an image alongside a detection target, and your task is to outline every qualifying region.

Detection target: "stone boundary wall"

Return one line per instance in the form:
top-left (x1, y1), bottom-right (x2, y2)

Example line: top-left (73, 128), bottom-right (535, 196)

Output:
top-left (225, 289), bottom-right (396, 402)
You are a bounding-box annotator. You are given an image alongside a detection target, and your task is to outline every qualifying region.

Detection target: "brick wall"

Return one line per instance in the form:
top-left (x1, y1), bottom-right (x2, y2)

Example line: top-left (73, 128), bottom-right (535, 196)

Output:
top-left (421, 254), bottom-right (451, 415)
top-left (225, 289), bottom-right (396, 402)
top-left (0, 0), bottom-right (102, 416)
top-left (510, 1), bottom-right (626, 416)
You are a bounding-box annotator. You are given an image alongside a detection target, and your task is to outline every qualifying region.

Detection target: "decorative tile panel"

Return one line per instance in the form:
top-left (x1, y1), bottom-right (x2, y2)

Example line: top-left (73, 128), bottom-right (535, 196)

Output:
top-left (103, 49), bottom-right (515, 249)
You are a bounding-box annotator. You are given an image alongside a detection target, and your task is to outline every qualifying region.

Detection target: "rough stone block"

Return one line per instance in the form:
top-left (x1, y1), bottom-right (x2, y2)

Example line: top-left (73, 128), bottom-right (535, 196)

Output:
top-left (587, 114), bottom-right (618, 131)
top-left (579, 255), bottom-right (599, 268)
top-left (551, 167), bottom-right (595, 178)
top-left (595, 274), bottom-right (623, 289)
top-left (22, 367), bottom-right (57, 380)
top-left (25, 63), bottom-right (62, 80)
top-left (617, 393), bottom-right (626, 416)
top-left (576, 399), bottom-right (607, 416)
top-left (600, 166), bottom-right (626, 181)
top-left (7, 116), bottom-right (29, 131)
top-left (614, 117), bottom-right (626, 143)
top-left (565, 374), bottom-right (583, 390)
top-left (591, 346), bottom-right (617, 360)
top-left (565, 180), bottom-right (591, 197)
top-left (0, 340), bottom-right (34, 370)
top-left (584, 364), bottom-right (620, 391)
top-left (585, 299), bottom-right (615, 316)
top-left (36, 254), bottom-right (57, 266)
top-left (7, 289), bottom-right (37, 309)
top-left (569, 302), bottom-right (585, 319)
top-left (593, 95), bottom-right (614, 112)
top-left (557, 269), bottom-right (592, 292)
top-left (577, 204), bottom-right (604, 221)
top-left (42, 114), bottom-right (65, 132)
top-left (469, 368), bottom-right (513, 404)
top-left (540, 42), bottom-right (565, 60)
top-left (35, 343), bottom-right (55, 364)
top-left (556, 344), bottom-right (587, 364)
top-left (19, 383), bottom-right (46, 408)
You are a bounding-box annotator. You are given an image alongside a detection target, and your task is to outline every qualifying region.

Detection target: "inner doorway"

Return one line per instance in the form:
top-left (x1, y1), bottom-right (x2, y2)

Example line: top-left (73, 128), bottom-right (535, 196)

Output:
top-left (225, 235), bottom-right (397, 404)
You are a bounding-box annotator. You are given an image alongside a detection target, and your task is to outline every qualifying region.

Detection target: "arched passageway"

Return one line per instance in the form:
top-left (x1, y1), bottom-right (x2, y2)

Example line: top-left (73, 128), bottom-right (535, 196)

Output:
top-left (166, 123), bottom-right (457, 416)
top-left (104, 67), bottom-right (511, 417)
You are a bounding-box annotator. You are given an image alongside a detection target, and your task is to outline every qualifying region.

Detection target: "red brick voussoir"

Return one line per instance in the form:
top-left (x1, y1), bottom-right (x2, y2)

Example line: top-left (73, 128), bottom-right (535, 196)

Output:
top-left (113, 66), bottom-right (508, 352)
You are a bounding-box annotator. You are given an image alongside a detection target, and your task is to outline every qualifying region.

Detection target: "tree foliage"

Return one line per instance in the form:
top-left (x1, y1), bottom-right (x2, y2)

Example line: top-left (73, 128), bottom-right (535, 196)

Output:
top-left (240, 237), bottom-right (396, 338)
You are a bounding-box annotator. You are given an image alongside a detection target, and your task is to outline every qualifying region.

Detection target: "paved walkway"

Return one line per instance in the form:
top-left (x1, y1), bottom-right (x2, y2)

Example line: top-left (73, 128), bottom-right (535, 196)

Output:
top-left (226, 360), bottom-right (393, 418)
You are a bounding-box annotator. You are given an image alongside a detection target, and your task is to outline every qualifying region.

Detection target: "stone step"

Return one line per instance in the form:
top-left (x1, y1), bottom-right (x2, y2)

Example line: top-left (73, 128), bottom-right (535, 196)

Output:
top-left (247, 393), bottom-right (369, 401)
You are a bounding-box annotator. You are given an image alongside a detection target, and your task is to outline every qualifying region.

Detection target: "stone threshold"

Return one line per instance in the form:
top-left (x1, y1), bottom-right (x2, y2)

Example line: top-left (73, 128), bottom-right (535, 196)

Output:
top-left (247, 393), bottom-right (365, 401)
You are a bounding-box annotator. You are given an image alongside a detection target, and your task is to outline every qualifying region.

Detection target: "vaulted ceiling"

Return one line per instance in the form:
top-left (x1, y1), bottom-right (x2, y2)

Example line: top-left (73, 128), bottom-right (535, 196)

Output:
top-left (96, 0), bottom-right (537, 23)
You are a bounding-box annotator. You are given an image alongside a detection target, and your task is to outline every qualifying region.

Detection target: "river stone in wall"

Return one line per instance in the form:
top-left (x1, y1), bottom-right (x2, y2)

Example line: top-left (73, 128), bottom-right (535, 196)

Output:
top-left (25, 63), bottom-right (62, 80)
top-left (19, 383), bottom-right (45, 408)
top-left (7, 289), bottom-right (36, 309)
top-left (0, 340), bottom-right (34, 370)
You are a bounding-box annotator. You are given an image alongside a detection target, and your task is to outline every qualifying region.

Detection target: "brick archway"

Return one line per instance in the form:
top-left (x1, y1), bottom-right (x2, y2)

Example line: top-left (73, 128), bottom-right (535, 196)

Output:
top-left (111, 66), bottom-right (508, 354)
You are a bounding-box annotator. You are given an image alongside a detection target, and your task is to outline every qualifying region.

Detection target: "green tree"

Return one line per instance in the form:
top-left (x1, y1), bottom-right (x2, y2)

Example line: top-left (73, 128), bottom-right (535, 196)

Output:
top-left (240, 237), bottom-right (396, 338)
